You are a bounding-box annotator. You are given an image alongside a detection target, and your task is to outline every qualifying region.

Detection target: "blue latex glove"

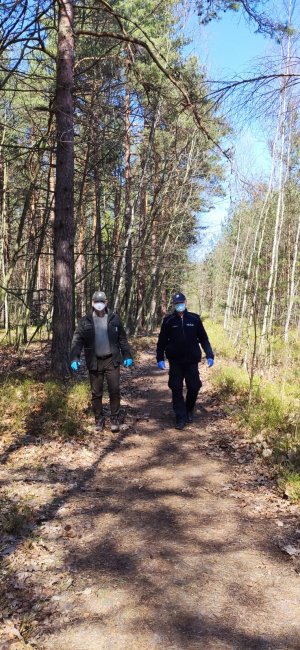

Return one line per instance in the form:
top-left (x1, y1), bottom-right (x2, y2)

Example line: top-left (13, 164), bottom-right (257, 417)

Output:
top-left (123, 358), bottom-right (133, 368)
top-left (207, 358), bottom-right (214, 368)
top-left (71, 360), bottom-right (81, 371)
top-left (157, 361), bottom-right (166, 370)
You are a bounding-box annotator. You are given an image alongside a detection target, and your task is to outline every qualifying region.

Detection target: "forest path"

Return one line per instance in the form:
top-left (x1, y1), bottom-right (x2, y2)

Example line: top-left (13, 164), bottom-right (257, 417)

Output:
top-left (1, 348), bottom-right (300, 649)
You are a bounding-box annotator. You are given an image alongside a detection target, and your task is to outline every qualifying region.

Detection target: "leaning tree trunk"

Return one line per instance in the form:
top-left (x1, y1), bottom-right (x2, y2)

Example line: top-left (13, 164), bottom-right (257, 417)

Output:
top-left (51, 0), bottom-right (75, 375)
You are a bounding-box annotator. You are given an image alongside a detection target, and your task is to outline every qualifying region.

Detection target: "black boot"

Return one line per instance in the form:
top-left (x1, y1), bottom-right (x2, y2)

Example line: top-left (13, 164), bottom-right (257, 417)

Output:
top-left (175, 415), bottom-right (186, 430)
top-left (95, 416), bottom-right (105, 432)
top-left (186, 410), bottom-right (194, 424)
top-left (110, 415), bottom-right (120, 433)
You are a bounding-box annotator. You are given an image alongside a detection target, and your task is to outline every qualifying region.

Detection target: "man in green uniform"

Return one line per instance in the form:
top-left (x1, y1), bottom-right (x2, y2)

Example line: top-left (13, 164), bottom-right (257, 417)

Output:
top-left (70, 291), bottom-right (133, 432)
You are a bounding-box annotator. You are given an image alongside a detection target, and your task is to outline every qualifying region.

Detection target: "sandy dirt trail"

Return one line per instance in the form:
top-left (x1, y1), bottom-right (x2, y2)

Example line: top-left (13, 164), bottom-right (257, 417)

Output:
top-left (1, 349), bottom-right (300, 649)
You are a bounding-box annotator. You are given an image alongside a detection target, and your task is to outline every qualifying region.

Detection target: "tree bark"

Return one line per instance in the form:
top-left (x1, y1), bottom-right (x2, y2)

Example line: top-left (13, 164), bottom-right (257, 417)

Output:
top-left (51, 0), bottom-right (75, 375)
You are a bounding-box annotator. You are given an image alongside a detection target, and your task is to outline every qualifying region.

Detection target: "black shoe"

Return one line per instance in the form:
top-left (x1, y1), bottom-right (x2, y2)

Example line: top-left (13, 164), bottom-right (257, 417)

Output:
top-left (186, 411), bottom-right (194, 423)
top-left (110, 417), bottom-right (120, 433)
top-left (175, 417), bottom-right (186, 430)
top-left (95, 416), bottom-right (105, 432)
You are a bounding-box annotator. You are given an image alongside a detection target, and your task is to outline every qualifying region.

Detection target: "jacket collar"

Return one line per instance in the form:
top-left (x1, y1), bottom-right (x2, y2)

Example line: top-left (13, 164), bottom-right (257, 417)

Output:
top-left (174, 308), bottom-right (187, 319)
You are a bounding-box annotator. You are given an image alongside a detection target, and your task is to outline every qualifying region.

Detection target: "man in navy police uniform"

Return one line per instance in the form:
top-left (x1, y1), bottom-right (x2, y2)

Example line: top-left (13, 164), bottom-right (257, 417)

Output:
top-left (156, 292), bottom-right (214, 429)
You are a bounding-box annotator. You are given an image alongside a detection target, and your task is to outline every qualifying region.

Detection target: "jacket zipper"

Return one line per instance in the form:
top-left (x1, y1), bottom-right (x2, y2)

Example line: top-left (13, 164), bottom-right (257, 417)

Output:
top-left (181, 314), bottom-right (185, 341)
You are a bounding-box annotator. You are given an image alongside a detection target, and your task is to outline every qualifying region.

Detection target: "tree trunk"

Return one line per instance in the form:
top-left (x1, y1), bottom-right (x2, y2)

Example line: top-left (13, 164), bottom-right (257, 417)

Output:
top-left (235, 122), bottom-right (280, 351)
top-left (51, 0), bottom-right (75, 375)
top-left (94, 165), bottom-right (102, 288)
top-left (110, 182), bottom-right (121, 304)
top-left (124, 89), bottom-right (133, 330)
top-left (284, 211), bottom-right (300, 341)
top-left (268, 123), bottom-right (291, 341)
top-left (259, 92), bottom-right (288, 353)
top-left (0, 138), bottom-right (8, 330)
top-left (75, 145), bottom-right (89, 319)
top-left (224, 211), bottom-right (241, 331)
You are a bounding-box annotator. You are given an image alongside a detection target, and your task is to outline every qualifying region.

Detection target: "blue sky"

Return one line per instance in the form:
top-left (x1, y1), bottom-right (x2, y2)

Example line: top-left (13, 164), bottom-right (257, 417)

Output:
top-left (185, 8), bottom-right (276, 260)
top-left (185, 7), bottom-right (270, 76)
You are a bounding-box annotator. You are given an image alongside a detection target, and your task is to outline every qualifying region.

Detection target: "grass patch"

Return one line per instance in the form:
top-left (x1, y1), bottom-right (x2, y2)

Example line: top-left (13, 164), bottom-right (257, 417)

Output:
top-left (27, 379), bottom-right (90, 438)
top-left (212, 364), bottom-right (250, 396)
top-left (0, 376), bottom-right (91, 440)
top-left (0, 494), bottom-right (34, 535)
top-left (0, 377), bottom-right (41, 432)
top-left (0, 326), bottom-right (50, 346)
top-left (203, 319), bottom-right (236, 360)
top-left (278, 471), bottom-right (300, 502)
top-left (212, 361), bottom-right (300, 501)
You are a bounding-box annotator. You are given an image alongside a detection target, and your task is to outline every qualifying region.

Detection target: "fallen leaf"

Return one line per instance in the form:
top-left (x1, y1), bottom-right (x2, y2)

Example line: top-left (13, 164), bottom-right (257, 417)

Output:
top-left (275, 520), bottom-right (284, 527)
top-left (281, 544), bottom-right (300, 557)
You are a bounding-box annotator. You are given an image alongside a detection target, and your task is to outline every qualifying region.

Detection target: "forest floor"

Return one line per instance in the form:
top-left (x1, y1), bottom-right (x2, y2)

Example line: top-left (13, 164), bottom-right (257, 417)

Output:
top-left (0, 343), bottom-right (300, 650)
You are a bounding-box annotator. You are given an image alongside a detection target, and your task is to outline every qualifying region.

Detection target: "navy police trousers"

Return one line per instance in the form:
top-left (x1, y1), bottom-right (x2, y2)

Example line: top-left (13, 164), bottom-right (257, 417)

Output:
top-left (168, 361), bottom-right (202, 420)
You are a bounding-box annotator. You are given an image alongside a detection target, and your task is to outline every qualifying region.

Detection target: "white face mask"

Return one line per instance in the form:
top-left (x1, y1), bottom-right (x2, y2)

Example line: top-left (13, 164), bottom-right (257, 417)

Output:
top-left (94, 302), bottom-right (106, 311)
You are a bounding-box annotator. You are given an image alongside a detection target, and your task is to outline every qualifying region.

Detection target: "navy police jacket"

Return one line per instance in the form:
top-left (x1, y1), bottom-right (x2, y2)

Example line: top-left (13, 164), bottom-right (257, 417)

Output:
top-left (156, 310), bottom-right (214, 364)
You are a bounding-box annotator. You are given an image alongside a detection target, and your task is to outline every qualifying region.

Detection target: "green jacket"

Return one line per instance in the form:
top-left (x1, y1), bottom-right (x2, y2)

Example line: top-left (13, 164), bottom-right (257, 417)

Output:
top-left (70, 310), bottom-right (132, 370)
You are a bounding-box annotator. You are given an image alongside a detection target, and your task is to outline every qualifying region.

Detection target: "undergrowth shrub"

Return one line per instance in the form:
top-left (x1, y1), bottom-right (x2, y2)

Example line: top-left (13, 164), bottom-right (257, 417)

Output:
top-left (212, 365), bottom-right (250, 396)
top-left (212, 362), bottom-right (300, 501)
